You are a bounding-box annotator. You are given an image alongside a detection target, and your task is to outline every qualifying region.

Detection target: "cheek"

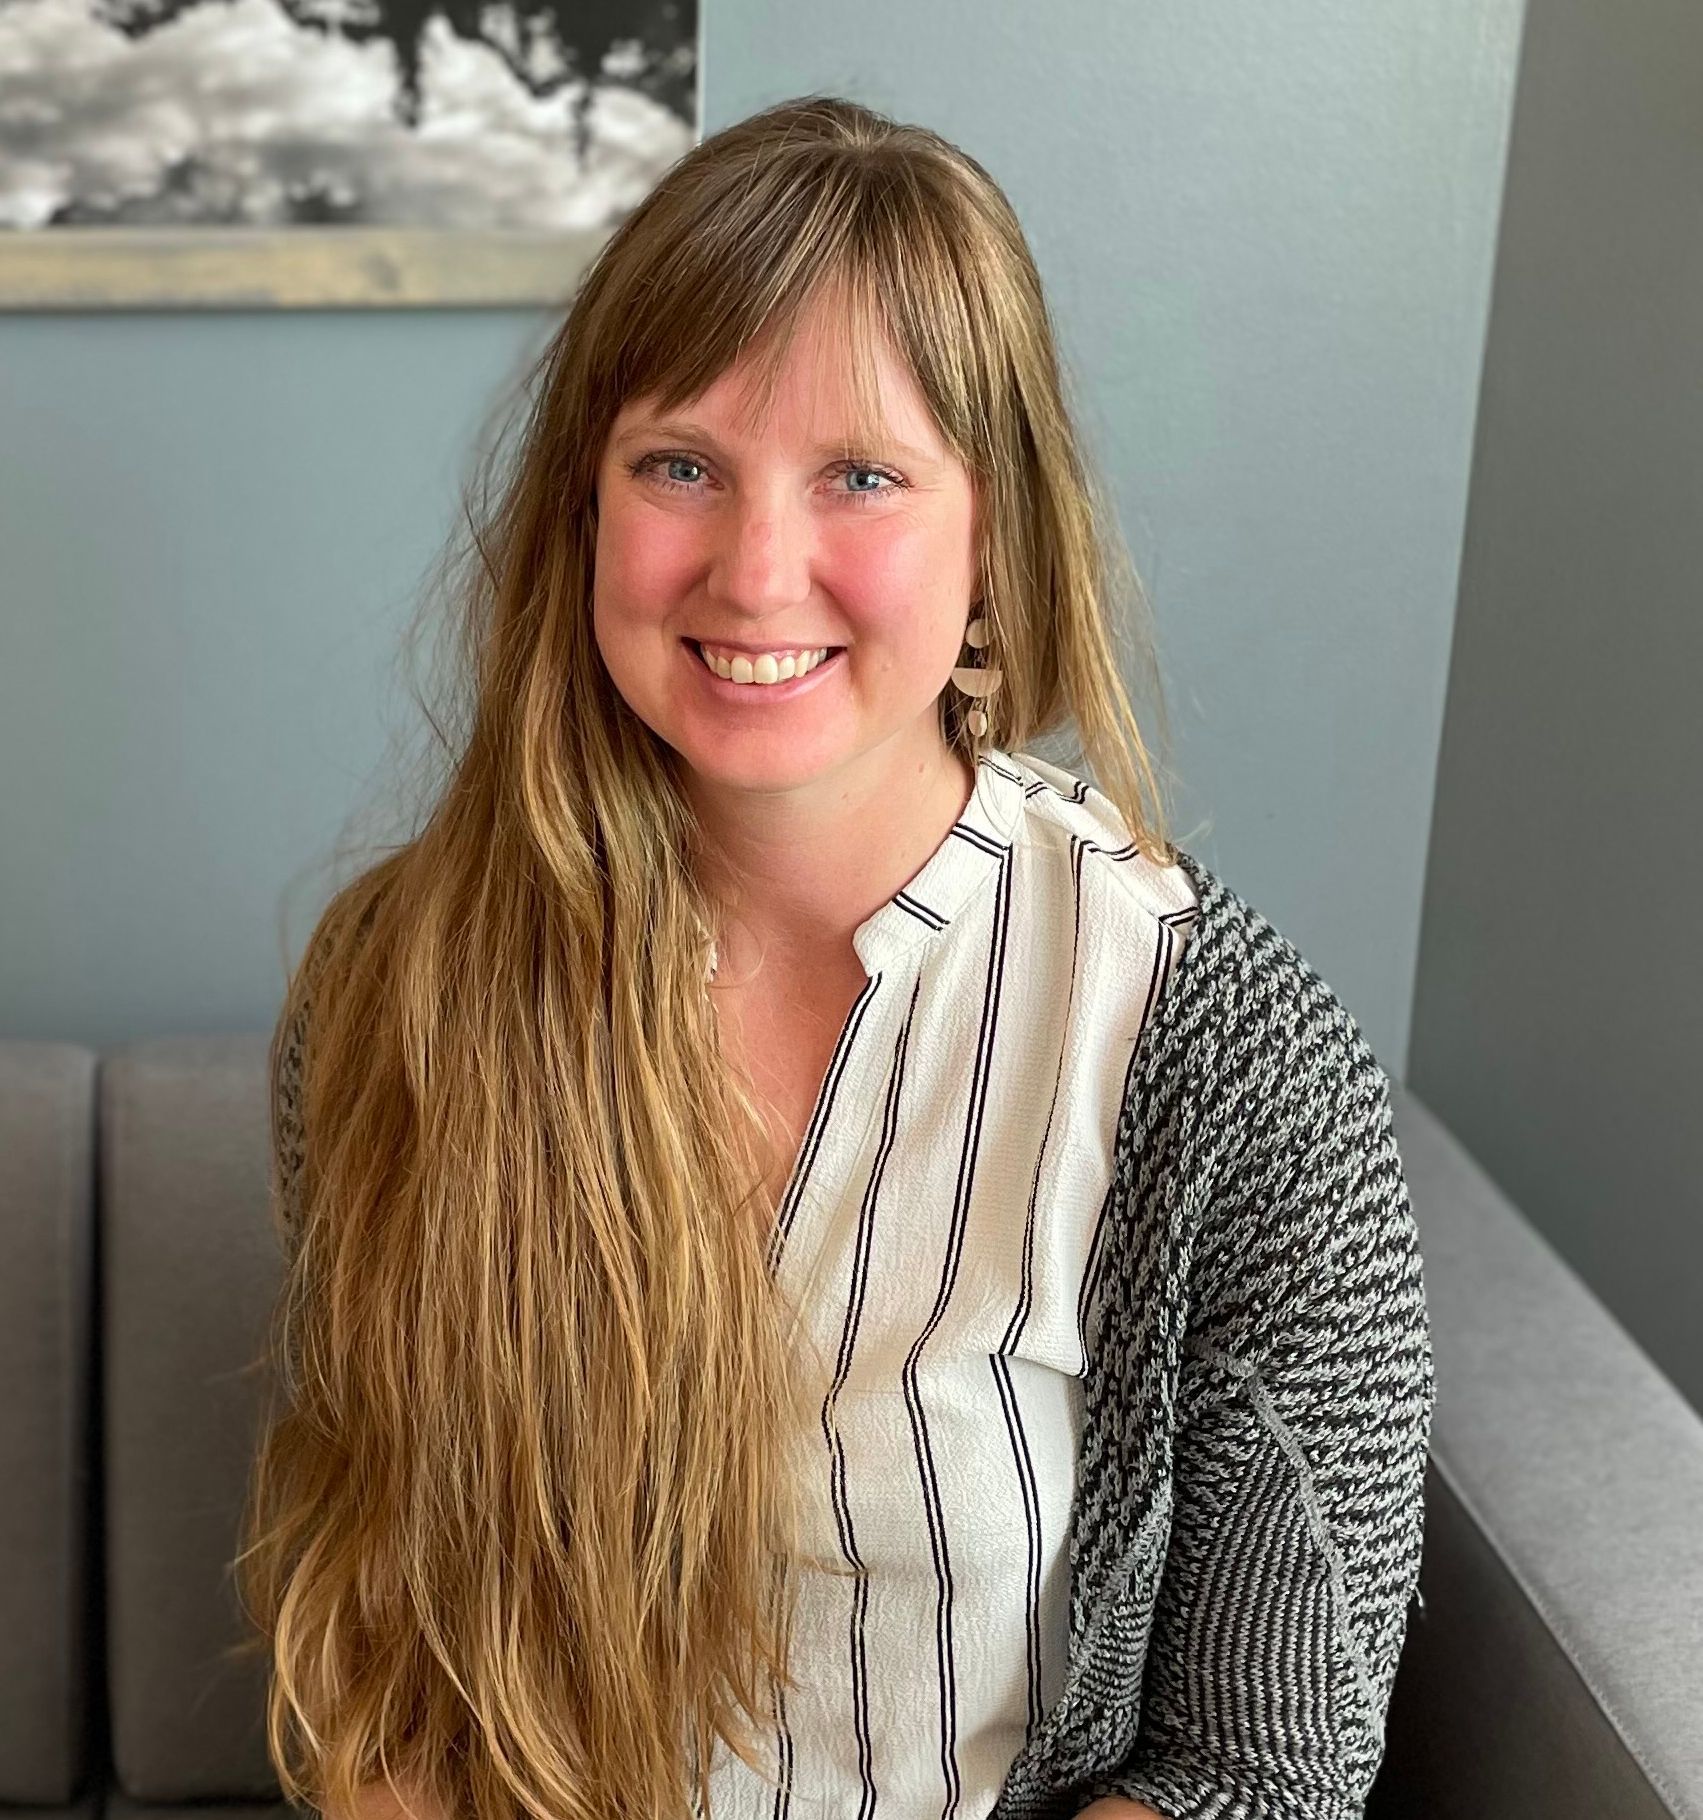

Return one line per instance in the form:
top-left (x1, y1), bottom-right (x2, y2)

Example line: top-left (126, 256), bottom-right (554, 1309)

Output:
top-left (829, 532), bottom-right (965, 660)
top-left (595, 502), bottom-right (691, 621)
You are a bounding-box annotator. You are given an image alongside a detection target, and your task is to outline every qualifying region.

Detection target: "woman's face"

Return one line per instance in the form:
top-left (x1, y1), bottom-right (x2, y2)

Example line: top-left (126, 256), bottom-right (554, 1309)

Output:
top-left (591, 297), bottom-right (980, 803)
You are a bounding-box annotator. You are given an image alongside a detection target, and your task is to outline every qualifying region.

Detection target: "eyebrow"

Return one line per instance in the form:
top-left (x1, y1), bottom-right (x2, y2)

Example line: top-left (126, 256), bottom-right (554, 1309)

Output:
top-left (615, 418), bottom-right (937, 466)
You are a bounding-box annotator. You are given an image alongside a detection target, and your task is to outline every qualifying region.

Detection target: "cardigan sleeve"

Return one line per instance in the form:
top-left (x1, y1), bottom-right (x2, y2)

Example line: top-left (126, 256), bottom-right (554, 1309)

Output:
top-left (268, 902), bottom-right (379, 1261)
top-left (268, 954), bottom-right (321, 1259)
top-left (1084, 1020), bottom-right (1435, 1820)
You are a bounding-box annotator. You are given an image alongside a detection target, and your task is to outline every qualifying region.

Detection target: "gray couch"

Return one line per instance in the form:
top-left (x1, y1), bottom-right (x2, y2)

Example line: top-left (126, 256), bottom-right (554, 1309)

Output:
top-left (4, 1034), bottom-right (1701, 1820)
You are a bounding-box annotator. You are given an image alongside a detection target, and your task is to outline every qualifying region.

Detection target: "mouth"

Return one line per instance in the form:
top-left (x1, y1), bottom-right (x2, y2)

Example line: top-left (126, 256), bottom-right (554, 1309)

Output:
top-left (682, 637), bottom-right (847, 698)
top-left (685, 638), bottom-right (845, 657)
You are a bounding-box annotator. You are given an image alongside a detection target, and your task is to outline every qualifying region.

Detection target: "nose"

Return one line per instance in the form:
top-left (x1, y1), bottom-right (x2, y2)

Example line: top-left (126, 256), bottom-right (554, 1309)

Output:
top-left (706, 482), bottom-right (816, 620)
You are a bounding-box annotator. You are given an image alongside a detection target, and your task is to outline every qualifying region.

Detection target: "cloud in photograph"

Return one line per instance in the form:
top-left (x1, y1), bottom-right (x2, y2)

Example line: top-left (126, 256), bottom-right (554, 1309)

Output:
top-left (0, 0), bottom-right (693, 229)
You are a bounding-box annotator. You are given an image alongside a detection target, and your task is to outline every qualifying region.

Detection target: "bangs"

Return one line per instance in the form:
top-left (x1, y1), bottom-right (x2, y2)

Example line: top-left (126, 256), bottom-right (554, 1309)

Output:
top-left (632, 266), bottom-right (904, 460)
top-left (599, 150), bottom-right (983, 473)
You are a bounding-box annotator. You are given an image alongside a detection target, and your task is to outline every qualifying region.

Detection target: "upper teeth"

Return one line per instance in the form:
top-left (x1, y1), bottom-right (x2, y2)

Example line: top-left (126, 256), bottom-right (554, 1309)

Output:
top-left (697, 643), bottom-right (832, 685)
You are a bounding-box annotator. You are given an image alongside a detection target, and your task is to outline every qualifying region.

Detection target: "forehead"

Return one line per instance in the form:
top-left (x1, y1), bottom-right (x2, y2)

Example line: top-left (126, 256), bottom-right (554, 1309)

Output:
top-left (614, 288), bottom-right (935, 451)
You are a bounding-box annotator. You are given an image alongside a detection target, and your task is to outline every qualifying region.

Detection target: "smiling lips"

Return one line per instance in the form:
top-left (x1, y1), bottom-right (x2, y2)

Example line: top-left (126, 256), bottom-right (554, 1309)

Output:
top-left (693, 641), bottom-right (837, 685)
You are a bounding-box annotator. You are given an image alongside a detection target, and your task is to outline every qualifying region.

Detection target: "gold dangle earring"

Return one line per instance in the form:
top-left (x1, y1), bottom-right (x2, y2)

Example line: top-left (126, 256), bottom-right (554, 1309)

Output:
top-left (951, 606), bottom-right (1003, 739)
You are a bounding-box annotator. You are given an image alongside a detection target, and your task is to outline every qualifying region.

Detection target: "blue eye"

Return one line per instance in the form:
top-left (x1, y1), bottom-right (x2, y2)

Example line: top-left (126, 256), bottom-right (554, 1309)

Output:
top-left (651, 455), bottom-right (706, 487)
top-left (841, 466), bottom-right (889, 494)
top-left (624, 452), bottom-right (906, 504)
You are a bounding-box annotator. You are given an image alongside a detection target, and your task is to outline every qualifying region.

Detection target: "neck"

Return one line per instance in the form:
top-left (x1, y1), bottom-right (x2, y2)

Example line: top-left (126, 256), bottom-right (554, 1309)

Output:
top-left (690, 730), bottom-right (977, 979)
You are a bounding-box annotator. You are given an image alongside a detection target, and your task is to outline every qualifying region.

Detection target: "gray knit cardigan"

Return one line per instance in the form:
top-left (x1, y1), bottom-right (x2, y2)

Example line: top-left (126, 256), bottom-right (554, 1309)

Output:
top-left (269, 843), bottom-right (1434, 1820)
top-left (985, 844), bottom-right (1435, 1820)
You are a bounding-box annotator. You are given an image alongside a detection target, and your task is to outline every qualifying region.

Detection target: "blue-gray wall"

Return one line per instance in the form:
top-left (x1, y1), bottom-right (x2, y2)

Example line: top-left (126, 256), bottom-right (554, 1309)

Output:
top-left (1409, 0), bottom-right (1703, 1410)
top-left (0, 309), bottom-right (582, 1031)
top-left (0, 1), bottom-right (1524, 1082)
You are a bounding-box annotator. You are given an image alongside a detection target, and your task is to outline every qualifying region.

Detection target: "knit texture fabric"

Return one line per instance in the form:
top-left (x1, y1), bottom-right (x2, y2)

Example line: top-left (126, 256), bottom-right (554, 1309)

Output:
top-left (984, 844), bottom-right (1434, 1820)
top-left (268, 841), bottom-right (1434, 1820)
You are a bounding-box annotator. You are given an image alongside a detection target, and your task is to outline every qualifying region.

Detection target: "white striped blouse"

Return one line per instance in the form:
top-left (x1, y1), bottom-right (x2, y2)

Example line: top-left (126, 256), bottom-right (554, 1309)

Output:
top-left (695, 745), bottom-right (1201, 1820)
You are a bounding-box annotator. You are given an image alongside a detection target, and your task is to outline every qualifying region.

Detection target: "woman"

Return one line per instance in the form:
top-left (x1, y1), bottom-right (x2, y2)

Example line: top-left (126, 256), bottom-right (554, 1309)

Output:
top-left (239, 94), bottom-right (1433, 1820)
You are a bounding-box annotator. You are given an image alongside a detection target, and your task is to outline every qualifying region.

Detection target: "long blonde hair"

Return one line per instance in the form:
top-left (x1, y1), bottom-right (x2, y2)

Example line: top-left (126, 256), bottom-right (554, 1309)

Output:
top-left (232, 91), bottom-right (1179, 1820)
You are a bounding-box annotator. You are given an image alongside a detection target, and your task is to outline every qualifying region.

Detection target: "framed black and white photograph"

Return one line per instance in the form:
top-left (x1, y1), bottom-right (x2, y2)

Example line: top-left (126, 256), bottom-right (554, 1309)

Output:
top-left (0, 0), bottom-right (698, 308)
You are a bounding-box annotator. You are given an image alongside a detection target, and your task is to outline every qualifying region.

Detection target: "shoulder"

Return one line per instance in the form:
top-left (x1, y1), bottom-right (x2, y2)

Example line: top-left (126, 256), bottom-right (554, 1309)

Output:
top-left (269, 952), bottom-right (318, 1246)
top-left (994, 756), bottom-right (1383, 1109)
top-left (1006, 749), bottom-right (1202, 944)
top-left (269, 894), bottom-right (381, 1248)
top-left (1111, 846), bottom-right (1406, 1310)
top-left (1128, 843), bottom-right (1391, 1121)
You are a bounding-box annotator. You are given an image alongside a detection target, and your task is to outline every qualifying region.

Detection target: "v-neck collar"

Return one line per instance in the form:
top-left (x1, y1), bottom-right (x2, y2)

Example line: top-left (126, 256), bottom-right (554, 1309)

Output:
top-left (849, 745), bottom-right (1027, 979)
top-left (704, 746), bottom-right (1028, 985)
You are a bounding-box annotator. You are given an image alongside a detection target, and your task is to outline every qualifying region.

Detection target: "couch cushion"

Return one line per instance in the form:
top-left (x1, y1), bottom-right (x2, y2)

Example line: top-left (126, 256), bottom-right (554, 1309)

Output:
top-left (101, 1033), bottom-right (286, 1802)
top-left (1372, 1083), bottom-right (1703, 1820)
top-left (0, 1042), bottom-right (98, 1806)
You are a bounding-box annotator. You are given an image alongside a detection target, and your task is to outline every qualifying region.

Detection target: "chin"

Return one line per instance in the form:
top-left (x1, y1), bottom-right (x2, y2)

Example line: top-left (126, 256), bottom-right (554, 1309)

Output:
top-left (679, 741), bottom-right (845, 795)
